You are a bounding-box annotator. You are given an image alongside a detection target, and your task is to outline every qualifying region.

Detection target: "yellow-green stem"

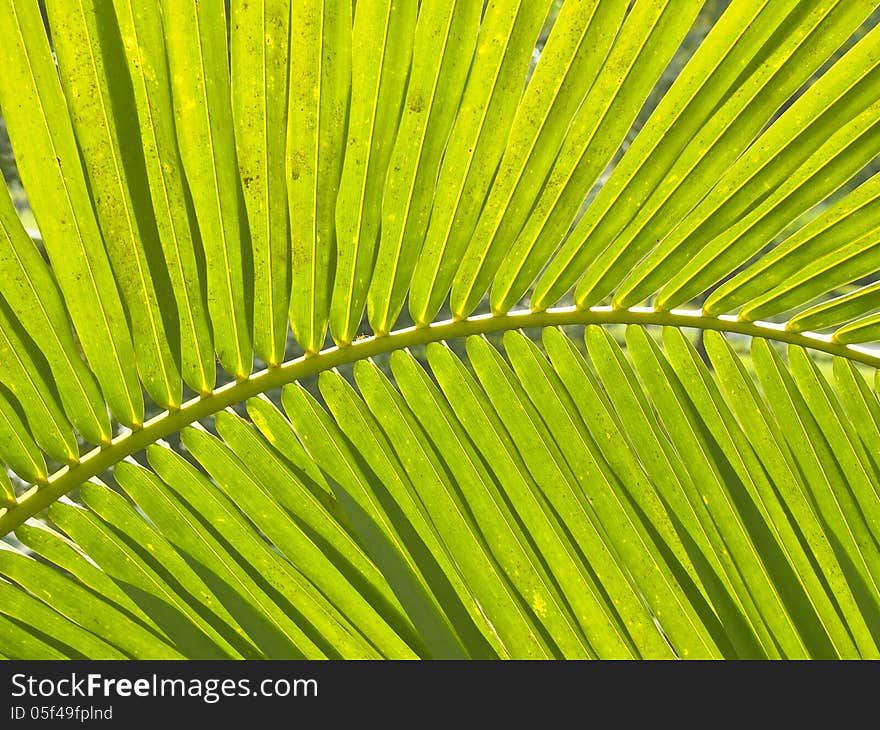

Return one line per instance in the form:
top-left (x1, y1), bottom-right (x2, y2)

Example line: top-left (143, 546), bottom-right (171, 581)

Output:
top-left (1, 305), bottom-right (877, 536)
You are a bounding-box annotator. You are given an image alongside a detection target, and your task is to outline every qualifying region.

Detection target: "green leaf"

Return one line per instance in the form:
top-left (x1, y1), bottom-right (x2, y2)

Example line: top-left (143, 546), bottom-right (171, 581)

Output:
top-left (212, 411), bottom-right (419, 658)
top-left (567, 326), bottom-right (760, 658)
top-left (45, 0), bottom-right (182, 409)
top-left (620, 21), bottom-right (880, 310)
top-left (662, 328), bottom-right (845, 658)
top-left (409, 0), bottom-right (553, 324)
top-left (0, 298), bottom-right (78, 464)
top-left (1, 0), bottom-right (879, 662)
top-left (466, 334), bottom-right (649, 657)
top-left (0, 611), bottom-right (70, 660)
top-left (391, 347), bottom-right (590, 657)
top-left (117, 456), bottom-right (316, 659)
top-left (164, 0), bottom-right (253, 378)
top-left (112, 0), bottom-right (216, 394)
top-left (832, 311), bottom-right (880, 344)
top-left (535, 0), bottom-right (875, 310)
top-left (49, 496), bottom-right (239, 658)
top-left (751, 338), bottom-right (880, 647)
top-left (305, 373), bottom-right (482, 659)
top-left (332, 0), bottom-right (417, 344)
top-left (535, 328), bottom-right (721, 658)
top-left (144, 442), bottom-right (331, 658)
top-left (706, 172), bottom-right (880, 320)
top-left (788, 346), bottom-right (880, 545)
top-left (426, 340), bottom-right (612, 657)
top-left (182, 424), bottom-right (389, 658)
top-left (452, 0), bottom-right (626, 318)
top-left (0, 187), bottom-right (110, 444)
top-left (0, 386), bottom-right (47, 484)
top-left (80, 479), bottom-right (266, 658)
top-left (706, 332), bottom-right (876, 657)
top-left (217, 409), bottom-right (418, 644)
top-left (491, 0), bottom-right (704, 314)
top-left (356, 354), bottom-right (559, 656)
top-left (15, 521), bottom-right (169, 640)
top-left (369, 0), bottom-right (481, 334)
top-left (232, 0), bottom-right (291, 365)
top-left (0, 468), bottom-right (14, 508)
top-left (0, 538), bottom-right (183, 659)
top-left (0, 572), bottom-right (128, 659)
top-left (288, 0), bottom-right (351, 353)
top-left (787, 280), bottom-right (880, 334)
top-left (0, 0), bottom-right (142, 426)
top-left (624, 327), bottom-right (784, 657)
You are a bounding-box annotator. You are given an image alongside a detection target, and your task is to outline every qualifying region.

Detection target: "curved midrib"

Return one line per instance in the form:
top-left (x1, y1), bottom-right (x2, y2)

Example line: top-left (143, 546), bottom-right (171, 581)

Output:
top-left (1, 305), bottom-right (878, 536)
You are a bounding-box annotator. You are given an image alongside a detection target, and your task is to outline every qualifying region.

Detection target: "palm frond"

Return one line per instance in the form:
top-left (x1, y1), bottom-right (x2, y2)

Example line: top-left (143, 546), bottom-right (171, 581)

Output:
top-left (0, 328), bottom-right (877, 657)
top-left (0, 0), bottom-right (878, 658)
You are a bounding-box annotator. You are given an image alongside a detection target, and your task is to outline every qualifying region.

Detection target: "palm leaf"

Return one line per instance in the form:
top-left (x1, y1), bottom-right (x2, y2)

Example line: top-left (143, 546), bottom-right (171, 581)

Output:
top-left (0, 0), bottom-right (879, 659)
